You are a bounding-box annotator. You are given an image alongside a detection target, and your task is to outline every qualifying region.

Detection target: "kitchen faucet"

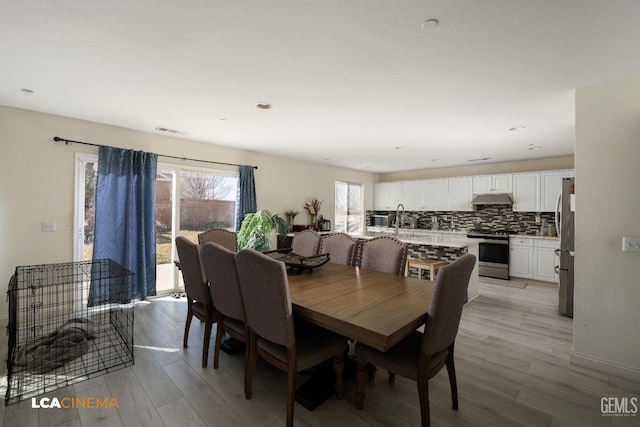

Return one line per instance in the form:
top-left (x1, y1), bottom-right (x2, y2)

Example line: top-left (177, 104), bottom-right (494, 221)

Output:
top-left (395, 203), bottom-right (404, 236)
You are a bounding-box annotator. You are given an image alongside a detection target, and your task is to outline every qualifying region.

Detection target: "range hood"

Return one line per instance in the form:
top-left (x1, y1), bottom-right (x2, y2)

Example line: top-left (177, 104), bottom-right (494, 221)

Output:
top-left (471, 193), bottom-right (513, 205)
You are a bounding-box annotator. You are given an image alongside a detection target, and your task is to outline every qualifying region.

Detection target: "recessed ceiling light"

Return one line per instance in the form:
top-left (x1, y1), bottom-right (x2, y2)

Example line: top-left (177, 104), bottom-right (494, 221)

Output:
top-left (219, 118), bottom-right (229, 122)
top-left (431, 158), bottom-right (439, 162)
top-left (255, 102), bottom-right (272, 110)
top-left (421, 18), bottom-right (439, 30)
top-left (509, 125), bottom-right (525, 131)
top-left (528, 146), bottom-right (542, 151)
top-left (394, 146), bottom-right (406, 150)
top-left (21, 88), bottom-right (34, 94)
top-left (468, 157), bottom-right (491, 162)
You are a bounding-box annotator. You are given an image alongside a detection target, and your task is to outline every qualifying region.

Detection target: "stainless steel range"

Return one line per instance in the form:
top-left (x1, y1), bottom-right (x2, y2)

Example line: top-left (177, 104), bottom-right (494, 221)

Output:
top-left (467, 229), bottom-right (512, 280)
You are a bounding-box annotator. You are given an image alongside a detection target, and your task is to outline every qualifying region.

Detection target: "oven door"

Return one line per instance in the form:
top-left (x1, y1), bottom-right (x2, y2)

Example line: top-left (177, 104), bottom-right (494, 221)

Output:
top-left (478, 240), bottom-right (510, 279)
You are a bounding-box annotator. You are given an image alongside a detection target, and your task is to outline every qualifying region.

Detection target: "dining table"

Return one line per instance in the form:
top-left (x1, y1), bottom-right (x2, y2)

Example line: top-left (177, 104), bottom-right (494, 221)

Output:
top-left (287, 263), bottom-right (436, 352)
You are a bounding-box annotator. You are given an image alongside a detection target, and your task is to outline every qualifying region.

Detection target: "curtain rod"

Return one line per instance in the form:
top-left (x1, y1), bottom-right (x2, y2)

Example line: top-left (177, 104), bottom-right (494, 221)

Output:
top-left (53, 136), bottom-right (258, 169)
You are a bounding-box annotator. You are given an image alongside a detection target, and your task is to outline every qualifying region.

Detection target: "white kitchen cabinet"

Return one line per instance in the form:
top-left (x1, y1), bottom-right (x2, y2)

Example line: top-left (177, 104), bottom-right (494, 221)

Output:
top-left (401, 179), bottom-right (448, 211)
top-left (473, 174), bottom-right (513, 194)
top-left (509, 237), bottom-right (534, 279)
top-left (540, 169), bottom-right (574, 212)
top-left (512, 172), bottom-right (540, 212)
top-left (374, 182), bottom-right (402, 210)
top-left (533, 239), bottom-right (559, 282)
top-left (447, 176), bottom-right (474, 211)
top-left (423, 179), bottom-right (448, 211)
top-left (401, 180), bottom-right (425, 210)
top-left (509, 237), bottom-right (559, 282)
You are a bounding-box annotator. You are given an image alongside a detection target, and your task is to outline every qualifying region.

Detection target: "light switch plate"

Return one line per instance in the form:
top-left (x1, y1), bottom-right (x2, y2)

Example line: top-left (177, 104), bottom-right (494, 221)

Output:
top-left (622, 237), bottom-right (640, 252)
top-left (41, 221), bottom-right (56, 232)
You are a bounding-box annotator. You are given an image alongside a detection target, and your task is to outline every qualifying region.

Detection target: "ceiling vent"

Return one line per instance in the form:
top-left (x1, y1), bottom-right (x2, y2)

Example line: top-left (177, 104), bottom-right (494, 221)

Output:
top-left (155, 126), bottom-right (180, 134)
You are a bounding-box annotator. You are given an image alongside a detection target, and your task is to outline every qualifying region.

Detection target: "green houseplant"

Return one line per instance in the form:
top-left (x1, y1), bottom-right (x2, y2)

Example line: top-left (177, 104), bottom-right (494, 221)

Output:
top-left (237, 209), bottom-right (288, 251)
top-left (283, 209), bottom-right (300, 227)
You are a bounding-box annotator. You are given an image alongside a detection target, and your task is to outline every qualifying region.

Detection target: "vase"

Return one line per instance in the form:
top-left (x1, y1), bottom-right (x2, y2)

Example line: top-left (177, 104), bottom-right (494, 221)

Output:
top-left (310, 214), bottom-right (318, 225)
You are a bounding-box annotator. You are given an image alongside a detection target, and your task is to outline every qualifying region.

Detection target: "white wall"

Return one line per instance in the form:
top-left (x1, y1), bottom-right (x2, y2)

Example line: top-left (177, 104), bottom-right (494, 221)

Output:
top-left (0, 106), bottom-right (376, 320)
top-left (572, 75), bottom-right (640, 377)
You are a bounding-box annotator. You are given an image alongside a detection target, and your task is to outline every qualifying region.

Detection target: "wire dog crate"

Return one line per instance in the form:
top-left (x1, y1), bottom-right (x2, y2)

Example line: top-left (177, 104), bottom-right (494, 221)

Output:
top-left (5, 259), bottom-right (135, 405)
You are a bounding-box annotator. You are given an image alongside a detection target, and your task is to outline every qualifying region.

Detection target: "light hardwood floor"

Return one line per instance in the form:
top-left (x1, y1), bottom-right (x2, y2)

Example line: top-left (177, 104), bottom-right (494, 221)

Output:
top-left (2, 281), bottom-right (639, 427)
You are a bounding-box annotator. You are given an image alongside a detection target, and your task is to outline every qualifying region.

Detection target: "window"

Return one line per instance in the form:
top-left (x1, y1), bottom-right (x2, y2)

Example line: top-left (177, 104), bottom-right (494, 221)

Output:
top-left (335, 181), bottom-right (363, 234)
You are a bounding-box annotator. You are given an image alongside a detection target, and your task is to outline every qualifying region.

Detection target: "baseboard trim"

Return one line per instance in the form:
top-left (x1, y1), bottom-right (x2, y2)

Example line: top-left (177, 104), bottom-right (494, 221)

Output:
top-left (571, 350), bottom-right (640, 382)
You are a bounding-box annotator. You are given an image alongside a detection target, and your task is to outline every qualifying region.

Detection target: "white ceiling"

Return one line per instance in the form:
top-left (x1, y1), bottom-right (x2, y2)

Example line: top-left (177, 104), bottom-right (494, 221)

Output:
top-left (2, 1), bottom-right (639, 173)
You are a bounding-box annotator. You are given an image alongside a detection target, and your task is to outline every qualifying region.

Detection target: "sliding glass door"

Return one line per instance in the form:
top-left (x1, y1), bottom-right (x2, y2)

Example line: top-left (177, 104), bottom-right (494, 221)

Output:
top-left (75, 154), bottom-right (238, 295)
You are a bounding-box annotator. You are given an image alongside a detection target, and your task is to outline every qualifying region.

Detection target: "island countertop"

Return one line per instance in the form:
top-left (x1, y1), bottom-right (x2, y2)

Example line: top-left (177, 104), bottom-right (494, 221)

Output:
top-left (352, 228), bottom-right (481, 248)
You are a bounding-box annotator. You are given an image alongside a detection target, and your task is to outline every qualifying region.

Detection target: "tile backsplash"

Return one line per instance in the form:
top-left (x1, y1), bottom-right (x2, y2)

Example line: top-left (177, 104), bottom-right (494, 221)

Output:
top-left (367, 206), bottom-right (555, 235)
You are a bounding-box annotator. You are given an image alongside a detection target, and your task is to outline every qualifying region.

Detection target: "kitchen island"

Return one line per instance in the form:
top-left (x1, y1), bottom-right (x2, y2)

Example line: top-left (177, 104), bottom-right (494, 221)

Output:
top-left (352, 227), bottom-right (481, 300)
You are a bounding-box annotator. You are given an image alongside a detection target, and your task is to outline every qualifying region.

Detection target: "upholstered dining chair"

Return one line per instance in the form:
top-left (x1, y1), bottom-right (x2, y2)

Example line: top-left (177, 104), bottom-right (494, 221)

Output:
top-left (319, 232), bottom-right (357, 266)
top-left (200, 242), bottom-right (246, 369)
top-left (358, 235), bottom-right (408, 275)
top-left (175, 236), bottom-right (216, 368)
top-left (197, 228), bottom-right (238, 251)
top-left (354, 254), bottom-right (476, 427)
top-left (291, 229), bottom-right (321, 257)
top-left (235, 248), bottom-right (347, 427)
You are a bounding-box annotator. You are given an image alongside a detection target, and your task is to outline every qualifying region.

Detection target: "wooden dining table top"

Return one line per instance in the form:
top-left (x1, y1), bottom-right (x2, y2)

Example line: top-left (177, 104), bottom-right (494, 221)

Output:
top-left (287, 263), bottom-right (436, 352)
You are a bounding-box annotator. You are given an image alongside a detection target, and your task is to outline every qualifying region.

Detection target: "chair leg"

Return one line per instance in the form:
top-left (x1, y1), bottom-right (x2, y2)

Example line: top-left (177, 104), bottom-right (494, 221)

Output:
top-left (286, 348), bottom-right (297, 427)
top-left (446, 346), bottom-right (459, 410)
top-left (213, 321), bottom-right (224, 369)
top-left (245, 331), bottom-right (258, 400)
top-left (202, 319), bottom-right (213, 368)
top-left (355, 360), bottom-right (368, 410)
top-left (183, 307), bottom-right (193, 348)
top-left (333, 352), bottom-right (345, 399)
top-left (417, 375), bottom-right (431, 427)
top-left (388, 372), bottom-right (396, 383)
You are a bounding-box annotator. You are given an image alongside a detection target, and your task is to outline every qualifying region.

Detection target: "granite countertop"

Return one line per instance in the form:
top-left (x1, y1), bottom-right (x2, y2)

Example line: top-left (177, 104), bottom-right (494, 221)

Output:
top-left (511, 234), bottom-right (559, 240)
top-left (356, 228), bottom-right (479, 248)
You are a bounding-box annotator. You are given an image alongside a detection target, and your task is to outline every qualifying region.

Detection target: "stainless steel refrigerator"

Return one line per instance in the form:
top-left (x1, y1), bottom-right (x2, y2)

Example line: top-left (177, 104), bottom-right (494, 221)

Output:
top-left (555, 177), bottom-right (575, 317)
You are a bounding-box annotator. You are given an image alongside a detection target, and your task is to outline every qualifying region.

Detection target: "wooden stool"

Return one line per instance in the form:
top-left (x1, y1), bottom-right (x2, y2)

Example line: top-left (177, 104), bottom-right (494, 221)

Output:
top-left (407, 258), bottom-right (448, 281)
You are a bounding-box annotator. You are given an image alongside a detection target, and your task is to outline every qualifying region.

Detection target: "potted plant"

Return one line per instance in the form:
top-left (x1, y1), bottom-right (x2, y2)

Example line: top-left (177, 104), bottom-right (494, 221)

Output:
top-left (283, 209), bottom-right (300, 228)
top-left (237, 209), bottom-right (288, 251)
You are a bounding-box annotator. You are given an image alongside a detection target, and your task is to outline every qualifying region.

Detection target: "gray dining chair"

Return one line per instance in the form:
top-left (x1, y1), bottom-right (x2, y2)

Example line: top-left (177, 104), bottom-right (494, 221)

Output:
top-left (175, 236), bottom-right (216, 368)
top-left (358, 235), bottom-right (408, 275)
top-left (200, 242), bottom-right (246, 369)
top-left (354, 254), bottom-right (476, 427)
top-left (291, 229), bottom-right (321, 257)
top-left (235, 248), bottom-right (347, 427)
top-left (320, 232), bottom-right (357, 266)
top-left (197, 228), bottom-right (238, 251)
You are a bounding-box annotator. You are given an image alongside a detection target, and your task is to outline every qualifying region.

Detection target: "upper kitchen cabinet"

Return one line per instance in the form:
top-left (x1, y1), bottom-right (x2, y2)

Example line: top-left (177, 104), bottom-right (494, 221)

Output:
top-left (512, 172), bottom-right (540, 212)
top-left (540, 169), bottom-right (574, 212)
top-left (423, 179), bottom-right (448, 211)
top-left (447, 176), bottom-right (474, 211)
top-left (401, 179), bottom-right (448, 211)
top-left (473, 174), bottom-right (513, 194)
top-left (374, 181), bottom-right (402, 210)
top-left (401, 180), bottom-right (425, 210)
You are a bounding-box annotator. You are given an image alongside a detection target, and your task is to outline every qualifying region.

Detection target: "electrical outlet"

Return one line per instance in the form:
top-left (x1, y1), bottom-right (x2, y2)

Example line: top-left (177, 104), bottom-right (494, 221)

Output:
top-left (41, 221), bottom-right (56, 232)
top-left (622, 237), bottom-right (640, 253)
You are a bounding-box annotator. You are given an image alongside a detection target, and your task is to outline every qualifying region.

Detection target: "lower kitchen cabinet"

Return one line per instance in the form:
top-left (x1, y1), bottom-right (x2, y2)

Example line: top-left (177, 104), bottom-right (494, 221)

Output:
top-left (510, 237), bottom-right (559, 282)
top-left (510, 237), bottom-right (534, 279)
top-left (533, 239), bottom-right (559, 282)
